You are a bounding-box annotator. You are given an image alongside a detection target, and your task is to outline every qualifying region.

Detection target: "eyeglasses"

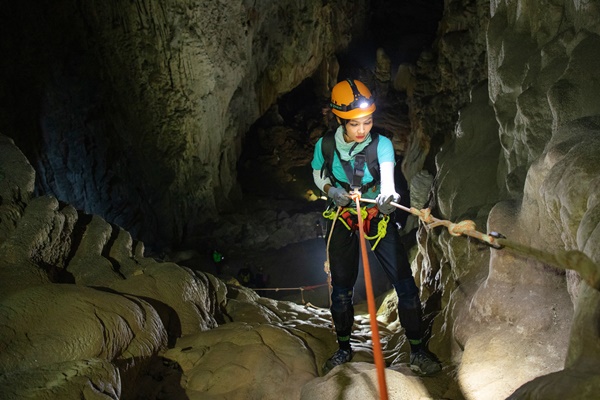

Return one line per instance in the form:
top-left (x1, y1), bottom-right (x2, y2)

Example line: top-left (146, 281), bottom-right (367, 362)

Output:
top-left (330, 79), bottom-right (375, 112)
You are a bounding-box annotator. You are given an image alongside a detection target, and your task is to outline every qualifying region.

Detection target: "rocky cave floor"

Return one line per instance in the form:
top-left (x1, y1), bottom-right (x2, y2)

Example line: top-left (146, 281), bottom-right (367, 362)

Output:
top-left (162, 240), bottom-right (463, 400)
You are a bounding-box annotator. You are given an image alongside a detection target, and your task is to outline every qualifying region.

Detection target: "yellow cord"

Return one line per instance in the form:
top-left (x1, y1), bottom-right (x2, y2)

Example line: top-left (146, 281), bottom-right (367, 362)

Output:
top-left (323, 206), bottom-right (389, 250)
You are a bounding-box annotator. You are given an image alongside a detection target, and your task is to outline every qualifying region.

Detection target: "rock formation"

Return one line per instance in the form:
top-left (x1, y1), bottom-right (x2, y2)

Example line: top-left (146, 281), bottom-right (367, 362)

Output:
top-left (412, 0), bottom-right (600, 399)
top-left (0, 0), bottom-right (369, 249)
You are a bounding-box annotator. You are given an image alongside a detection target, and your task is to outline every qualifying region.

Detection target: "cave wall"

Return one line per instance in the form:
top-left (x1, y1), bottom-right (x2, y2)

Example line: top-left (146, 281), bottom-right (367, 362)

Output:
top-left (2, 0), bottom-right (599, 398)
top-left (0, 0), bottom-right (368, 249)
top-left (403, 0), bottom-right (490, 181)
top-left (412, 0), bottom-right (600, 398)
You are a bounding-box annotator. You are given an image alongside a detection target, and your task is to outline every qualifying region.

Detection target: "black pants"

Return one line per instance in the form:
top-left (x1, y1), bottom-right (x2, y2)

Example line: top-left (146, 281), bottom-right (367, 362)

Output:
top-left (327, 210), bottom-right (423, 341)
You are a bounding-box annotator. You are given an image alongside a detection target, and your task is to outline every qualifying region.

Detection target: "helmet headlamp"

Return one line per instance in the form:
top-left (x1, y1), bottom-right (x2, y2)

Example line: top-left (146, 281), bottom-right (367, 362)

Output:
top-left (330, 79), bottom-right (374, 112)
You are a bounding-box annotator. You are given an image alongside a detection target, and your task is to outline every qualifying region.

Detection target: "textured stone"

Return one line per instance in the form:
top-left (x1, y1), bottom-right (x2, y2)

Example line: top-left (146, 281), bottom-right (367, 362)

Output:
top-left (393, 63), bottom-right (416, 94)
top-left (0, 135), bottom-right (35, 244)
top-left (164, 322), bottom-right (318, 400)
top-left (0, 196), bottom-right (65, 296)
top-left (404, 0), bottom-right (489, 181)
top-left (109, 264), bottom-right (221, 337)
top-left (301, 362), bottom-right (447, 400)
top-left (0, 1), bottom-right (369, 248)
top-left (434, 82), bottom-right (503, 220)
top-left (67, 215), bottom-right (125, 286)
top-left (0, 358), bottom-right (121, 400)
top-left (375, 48), bottom-right (392, 82)
top-left (0, 284), bottom-right (167, 373)
top-left (421, 2), bottom-right (600, 399)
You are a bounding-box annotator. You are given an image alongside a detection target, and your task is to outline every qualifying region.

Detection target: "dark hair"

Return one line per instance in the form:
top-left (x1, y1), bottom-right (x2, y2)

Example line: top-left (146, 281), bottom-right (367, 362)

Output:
top-left (334, 116), bottom-right (348, 127)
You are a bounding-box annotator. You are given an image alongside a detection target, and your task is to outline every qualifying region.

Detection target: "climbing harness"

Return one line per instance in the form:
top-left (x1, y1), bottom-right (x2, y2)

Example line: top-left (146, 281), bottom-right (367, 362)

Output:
top-left (322, 205), bottom-right (389, 250)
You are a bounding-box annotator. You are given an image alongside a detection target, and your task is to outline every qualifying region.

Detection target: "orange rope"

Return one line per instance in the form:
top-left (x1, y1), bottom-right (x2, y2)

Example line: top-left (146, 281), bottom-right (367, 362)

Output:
top-left (352, 192), bottom-right (388, 400)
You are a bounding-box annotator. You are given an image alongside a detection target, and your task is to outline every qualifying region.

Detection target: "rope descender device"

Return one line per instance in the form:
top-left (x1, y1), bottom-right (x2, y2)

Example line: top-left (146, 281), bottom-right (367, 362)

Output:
top-left (349, 188), bottom-right (362, 202)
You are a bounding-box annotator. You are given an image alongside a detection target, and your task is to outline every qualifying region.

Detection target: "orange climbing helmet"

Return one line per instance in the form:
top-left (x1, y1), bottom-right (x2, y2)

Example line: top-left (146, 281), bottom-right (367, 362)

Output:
top-left (329, 79), bottom-right (376, 120)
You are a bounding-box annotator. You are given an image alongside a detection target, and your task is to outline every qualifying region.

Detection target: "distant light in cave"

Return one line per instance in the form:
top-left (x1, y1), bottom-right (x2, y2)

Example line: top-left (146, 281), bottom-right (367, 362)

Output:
top-left (304, 189), bottom-right (324, 202)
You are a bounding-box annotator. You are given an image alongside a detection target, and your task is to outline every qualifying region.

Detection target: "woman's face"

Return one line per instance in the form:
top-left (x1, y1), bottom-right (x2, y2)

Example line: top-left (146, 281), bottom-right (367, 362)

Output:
top-left (343, 114), bottom-right (373, 143)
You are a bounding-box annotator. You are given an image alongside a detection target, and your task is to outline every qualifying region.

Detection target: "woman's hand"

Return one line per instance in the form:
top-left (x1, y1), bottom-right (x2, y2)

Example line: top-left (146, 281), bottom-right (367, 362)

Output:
top-left (328, 186), bottom-right (351, 207)
top-left (376, 192), bottom-right (399, 214)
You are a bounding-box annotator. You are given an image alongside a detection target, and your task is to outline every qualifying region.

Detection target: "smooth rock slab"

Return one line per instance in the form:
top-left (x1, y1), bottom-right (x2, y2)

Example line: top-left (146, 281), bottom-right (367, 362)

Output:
top-left (164, 322), bottom-right (318, 400)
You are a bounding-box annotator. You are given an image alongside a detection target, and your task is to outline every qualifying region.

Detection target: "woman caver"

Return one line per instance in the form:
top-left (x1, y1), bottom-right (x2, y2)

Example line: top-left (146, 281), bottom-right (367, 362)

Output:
top-left (311, 79), bottom-right (441, 375)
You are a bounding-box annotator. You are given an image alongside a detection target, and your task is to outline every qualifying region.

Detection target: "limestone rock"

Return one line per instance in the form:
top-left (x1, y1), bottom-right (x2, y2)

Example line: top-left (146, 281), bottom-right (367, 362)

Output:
top-left (0, 135), bottom-right (35, 243)
top-left (393, 63), bottom-right (416, 94)
top-left (0, 134), bottom-right (228, 398)
top-left (1, 1), bottom-right (370, 248)
top-left (404, 0), bottom-right (489, 181)
top-left (300, 362), bottom-right (448, 400)
top-left (0, 358), bottom-right (121, 400)
top-left (434, 82), bottom-right (503, 221)
top-left (164, 322), bottom-right (318, 400)
top-left (67, 215), bottom-right (125, 286)
top-left (419, 2), bottom-right (600, 399)
top-left (375, 47), bottom-right (392, 82)
top-left (0, 284), bottom-right (167, 373)
top-left (109, 264), bottom-right (222, 338)
top-left (507, 284), bottom-right (600, 400)
top-left (0, 195), bottom-right (72, 296)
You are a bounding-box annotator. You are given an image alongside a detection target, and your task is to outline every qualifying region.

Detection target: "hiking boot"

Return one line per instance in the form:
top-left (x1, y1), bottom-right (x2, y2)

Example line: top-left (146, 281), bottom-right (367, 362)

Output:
top-left (409, 349), bottom-right (442, 376)
top-left (322, 348), bottom-right (353, 374)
